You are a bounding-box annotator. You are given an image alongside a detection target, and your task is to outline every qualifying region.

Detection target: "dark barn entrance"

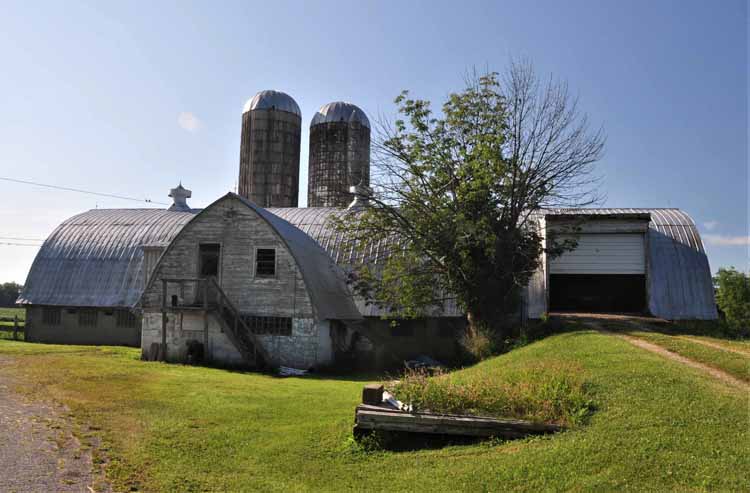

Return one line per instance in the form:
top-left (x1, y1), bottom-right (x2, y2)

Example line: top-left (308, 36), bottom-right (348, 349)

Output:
top-left (549, 274), bottom-right (646, 313)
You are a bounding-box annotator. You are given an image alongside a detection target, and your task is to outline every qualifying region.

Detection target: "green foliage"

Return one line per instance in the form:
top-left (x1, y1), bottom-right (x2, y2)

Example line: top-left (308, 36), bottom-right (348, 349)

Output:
top-left (389, 364), bottom-right (594, 427)
top-left (337, 64), bottom-right (603, 338)
top-left (459, 325), bottom-right (498, 362)
top-left (0, 282), bottom-right (22, 307)
top-left (714, 267), bottom-right (750, 336)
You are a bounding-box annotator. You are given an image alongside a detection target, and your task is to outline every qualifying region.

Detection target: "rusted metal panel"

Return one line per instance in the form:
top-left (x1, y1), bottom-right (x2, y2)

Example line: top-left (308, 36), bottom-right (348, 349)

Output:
top-left (18, 209), bottom-right (196, 308)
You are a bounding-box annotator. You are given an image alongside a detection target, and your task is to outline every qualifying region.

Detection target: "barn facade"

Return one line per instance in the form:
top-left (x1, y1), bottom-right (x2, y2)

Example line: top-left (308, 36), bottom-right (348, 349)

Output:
top-left (17, 88), bottom-right (717, 369)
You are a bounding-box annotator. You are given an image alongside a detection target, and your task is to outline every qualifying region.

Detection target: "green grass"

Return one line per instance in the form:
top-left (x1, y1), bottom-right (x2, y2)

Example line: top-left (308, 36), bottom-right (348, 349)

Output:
top-left (0, 330), bottom-right (24, 340)
top-left (389, 362), bottom-right (594, 427)
top-left (625, 330), bottom-right (750, 383)
top-left (0, 306), bottom-right (25, 321)
top-left (681, 335), bottom-right (750, 353)
top-left (0, 330), bottom-right (748, 491)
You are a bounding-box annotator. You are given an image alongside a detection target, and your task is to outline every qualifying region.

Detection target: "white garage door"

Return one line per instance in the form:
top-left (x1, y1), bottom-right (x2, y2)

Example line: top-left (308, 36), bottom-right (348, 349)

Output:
top-left (549, 234), bottom-right (645, 275)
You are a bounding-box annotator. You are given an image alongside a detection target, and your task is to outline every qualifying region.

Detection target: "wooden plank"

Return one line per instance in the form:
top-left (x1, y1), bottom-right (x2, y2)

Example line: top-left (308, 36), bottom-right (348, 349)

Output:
top-left (354, 406), bottom-right (562, 438)
top-left (0, 326), bottom-right (24, 333)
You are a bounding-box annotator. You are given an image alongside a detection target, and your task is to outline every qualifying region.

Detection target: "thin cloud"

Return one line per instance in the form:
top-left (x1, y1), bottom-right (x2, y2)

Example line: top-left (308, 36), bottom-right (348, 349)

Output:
top-left (177, 112), bottom-right (203, 132)
top-left (704, 234), bottom-right (750, 246)
top-left (702, 220), bottom-right (718, 231)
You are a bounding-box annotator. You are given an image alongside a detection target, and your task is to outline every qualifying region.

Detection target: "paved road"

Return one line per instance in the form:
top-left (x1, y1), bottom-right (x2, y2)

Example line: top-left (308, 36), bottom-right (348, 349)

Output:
top-left (0, 356), bottom-right (101, 492)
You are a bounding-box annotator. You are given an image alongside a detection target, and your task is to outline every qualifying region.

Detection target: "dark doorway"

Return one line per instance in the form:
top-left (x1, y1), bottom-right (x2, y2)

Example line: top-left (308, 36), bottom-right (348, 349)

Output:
top-left (199, 243), bottom-right (221, 278)
top-left (549, 274), bottom-right (646, 313)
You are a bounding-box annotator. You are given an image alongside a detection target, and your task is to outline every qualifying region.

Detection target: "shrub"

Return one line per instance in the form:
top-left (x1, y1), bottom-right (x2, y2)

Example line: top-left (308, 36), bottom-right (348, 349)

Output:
top-left (459, 325), bottom-right (498, 363)
top-left (714, 268), bottom-right (750, 338)
top-left (388, 363), bottom-right (594, 427)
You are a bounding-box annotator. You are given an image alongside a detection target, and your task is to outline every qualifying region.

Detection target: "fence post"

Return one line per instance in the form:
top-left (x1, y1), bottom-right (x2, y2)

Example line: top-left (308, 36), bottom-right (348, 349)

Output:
top-left (13, 315), bottom-right (18, 341)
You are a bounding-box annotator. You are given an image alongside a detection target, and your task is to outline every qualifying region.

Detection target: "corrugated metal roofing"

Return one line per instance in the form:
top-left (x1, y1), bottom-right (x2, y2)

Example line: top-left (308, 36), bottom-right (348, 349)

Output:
top-left (18, 209), bottom-right (196, 308)
top-left (21, 204), bottom-right (715, 320)
top-left (268, 207), bottom-right (461, 317)
top-left (544, 208), bottom-right (706, 253)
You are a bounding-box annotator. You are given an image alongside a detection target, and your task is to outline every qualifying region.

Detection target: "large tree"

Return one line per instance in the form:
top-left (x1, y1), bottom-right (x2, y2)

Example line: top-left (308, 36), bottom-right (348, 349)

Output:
top-left (339, 62), bottom-right (604, 336)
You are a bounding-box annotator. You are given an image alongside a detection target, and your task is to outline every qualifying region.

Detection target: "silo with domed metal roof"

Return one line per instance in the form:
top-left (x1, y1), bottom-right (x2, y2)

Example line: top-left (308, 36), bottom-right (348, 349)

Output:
top-left (238, 90), bottom-right (302, 207)
top-left (308, 101), bottom-right (370, 207)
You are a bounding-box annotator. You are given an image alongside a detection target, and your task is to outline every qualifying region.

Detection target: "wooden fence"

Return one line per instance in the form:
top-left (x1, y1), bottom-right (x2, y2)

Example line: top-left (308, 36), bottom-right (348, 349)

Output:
top-left (0, 316), bottom-right (24, 340)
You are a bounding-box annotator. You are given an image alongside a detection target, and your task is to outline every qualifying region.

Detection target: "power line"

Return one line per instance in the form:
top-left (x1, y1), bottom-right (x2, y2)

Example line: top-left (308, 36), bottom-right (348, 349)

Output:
top-left (0, 242), bottom-right (41, 247)
top-left (0, 237), bottom-right (44, 242)
top-left (0, 176), bottom-right (170, 206)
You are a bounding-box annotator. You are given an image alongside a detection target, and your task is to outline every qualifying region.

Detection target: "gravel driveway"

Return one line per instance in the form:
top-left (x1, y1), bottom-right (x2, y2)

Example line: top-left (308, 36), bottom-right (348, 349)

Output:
top-left (0, 356), bottom-right (106, 492)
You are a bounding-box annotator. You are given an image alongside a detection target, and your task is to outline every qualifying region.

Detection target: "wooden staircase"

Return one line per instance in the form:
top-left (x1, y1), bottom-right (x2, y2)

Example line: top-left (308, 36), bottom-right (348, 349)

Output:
top-left (159, 277), bottom-right (270, 369)
top-left (206, 277), bottom-right (270, 368)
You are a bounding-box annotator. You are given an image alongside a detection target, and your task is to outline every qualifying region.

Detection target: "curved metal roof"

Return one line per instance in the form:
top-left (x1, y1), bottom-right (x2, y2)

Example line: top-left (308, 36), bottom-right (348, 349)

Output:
top-left (243, 90), bottom-right (301, 116)
top-left (18, 209), bottom-right (197, 308)
top-left (311, 101), bottom-right (370, 128)
top-left (543, 208), bottom-right (705, 252)
top-left (268, 207), bottom-right (460, 316)
top-left (271, 207), bottom-right (715, 320)
top-left (541, 208), bottom-right (715, 319)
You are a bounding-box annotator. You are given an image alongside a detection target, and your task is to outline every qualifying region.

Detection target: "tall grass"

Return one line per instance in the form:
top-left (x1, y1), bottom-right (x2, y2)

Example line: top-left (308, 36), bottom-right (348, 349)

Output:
top-left (388, 362), bottom-right (594, 427)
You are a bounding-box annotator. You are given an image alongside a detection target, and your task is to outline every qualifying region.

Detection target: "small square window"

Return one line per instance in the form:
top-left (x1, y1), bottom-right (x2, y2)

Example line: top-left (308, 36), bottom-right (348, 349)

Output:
top-left (256, 249), bottom-right (276, 277)
top-left (79, 309), bottom-right (98, 327)
top-left (42, 307), bottom-right (61, 326)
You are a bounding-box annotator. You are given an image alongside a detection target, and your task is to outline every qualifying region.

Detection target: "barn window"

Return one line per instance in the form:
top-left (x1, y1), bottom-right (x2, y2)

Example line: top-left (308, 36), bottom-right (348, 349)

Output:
top-left (199, 243), bottom-right (221, 278)
top-left (241, 315), bottom-right (292, 336)
top-left (79, 309), bottom-right (98, 327)
top-left (116, 310), bottom-right (138, 329)
top-left (42, 307), bottom-right (61, 326)
top-left (255, 248), bottom-right (276, 277)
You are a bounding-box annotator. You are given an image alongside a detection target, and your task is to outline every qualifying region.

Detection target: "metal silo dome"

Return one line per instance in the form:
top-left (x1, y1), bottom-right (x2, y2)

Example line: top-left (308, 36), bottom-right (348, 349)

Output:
top-left (243, 90), bottom-right (301, 116)
top-left (238, 90), bottom-right (302, 207)
top-left (311, 101), bottom-right (370, 128)
top-left (308, 101), bottom-right (371, 207)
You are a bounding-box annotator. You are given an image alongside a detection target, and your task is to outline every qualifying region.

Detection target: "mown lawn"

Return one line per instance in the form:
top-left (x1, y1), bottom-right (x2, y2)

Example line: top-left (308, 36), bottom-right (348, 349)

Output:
top-left (0, 307), bottom-right (24, 340)
top-left (0, 306), bottom-right (25, 320)
top-left (0, 330), bottom-right (748, 492)
top-left (681, 334), bottom-right (750, 354)
top-left (624, 330), bottom-right (749, 383)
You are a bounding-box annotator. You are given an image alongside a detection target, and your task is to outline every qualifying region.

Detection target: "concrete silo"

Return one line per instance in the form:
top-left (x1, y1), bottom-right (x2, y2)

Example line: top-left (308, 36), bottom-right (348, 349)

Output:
top-left (308, 102), bottom-right (370, 207)
top-left (238, 90), bottom-right (302, 207)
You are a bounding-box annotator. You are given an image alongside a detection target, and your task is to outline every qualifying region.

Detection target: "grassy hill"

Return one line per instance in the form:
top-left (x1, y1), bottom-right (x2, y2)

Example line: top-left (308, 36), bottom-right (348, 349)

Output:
top-left (0, 328), bottom-right (747, 491)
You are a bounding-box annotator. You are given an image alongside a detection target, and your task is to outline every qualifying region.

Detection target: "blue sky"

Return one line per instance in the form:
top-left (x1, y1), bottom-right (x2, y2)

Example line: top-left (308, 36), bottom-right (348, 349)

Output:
top-left (0, 0), bottom-right (746, 283)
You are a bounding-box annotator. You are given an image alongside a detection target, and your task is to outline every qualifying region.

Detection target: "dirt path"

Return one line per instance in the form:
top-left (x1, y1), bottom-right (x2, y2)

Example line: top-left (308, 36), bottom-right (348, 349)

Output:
top-left (675, 336), bottom-right (750, 357)
top-left (615, 333), bottom-right (749, 390)
top-left (561, 314), bottom-right (749, 391)
top-left (0, 356), bottom-right (108, 492)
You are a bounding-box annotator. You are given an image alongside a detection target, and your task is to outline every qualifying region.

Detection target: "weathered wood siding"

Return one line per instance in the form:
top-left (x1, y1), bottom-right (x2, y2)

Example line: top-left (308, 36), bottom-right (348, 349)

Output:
top-left (142, 195), bottom-right (313, 318)
top-left (141, 195), bottom-right (334, 367)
